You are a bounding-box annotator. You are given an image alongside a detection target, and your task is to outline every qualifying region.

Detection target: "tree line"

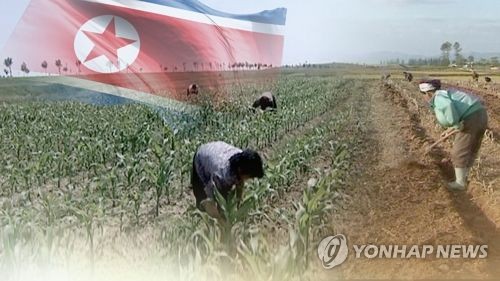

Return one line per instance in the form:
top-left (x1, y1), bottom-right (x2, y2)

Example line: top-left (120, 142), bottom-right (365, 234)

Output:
top-left (1, 57), bottom-right (276, 78)
top-left (382, 41), bottom-right (499, 67)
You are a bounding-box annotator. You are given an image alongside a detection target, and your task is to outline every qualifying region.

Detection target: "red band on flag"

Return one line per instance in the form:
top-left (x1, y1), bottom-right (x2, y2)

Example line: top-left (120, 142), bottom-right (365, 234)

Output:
top-left (1, 0), bottom-right (286, 100)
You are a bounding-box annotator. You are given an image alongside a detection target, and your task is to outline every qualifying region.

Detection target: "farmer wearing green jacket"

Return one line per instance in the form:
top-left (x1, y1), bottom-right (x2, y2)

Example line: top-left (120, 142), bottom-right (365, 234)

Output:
top-left (419, 79), bottom-right (488, 191)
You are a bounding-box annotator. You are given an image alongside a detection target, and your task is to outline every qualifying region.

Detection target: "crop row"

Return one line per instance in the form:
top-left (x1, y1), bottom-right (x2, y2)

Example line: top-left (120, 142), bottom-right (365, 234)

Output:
top-left (0, 78), bottom-right (366, 280)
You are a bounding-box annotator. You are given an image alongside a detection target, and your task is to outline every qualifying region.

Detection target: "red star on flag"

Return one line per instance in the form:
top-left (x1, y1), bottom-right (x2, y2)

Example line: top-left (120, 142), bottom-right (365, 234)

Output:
top-left (83, 17), bottom-right (136, 67)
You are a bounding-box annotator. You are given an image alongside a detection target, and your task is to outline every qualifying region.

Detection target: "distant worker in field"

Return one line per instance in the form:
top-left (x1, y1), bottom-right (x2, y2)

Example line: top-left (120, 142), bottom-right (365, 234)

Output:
top-left (472, 71), bottom-right (479, 82)
top-left (419, 79), bottom-right (488, 191)
top-left (190, 141), bottom-right (264, 220)
top-left (187, 83), bottom-right (199, 96)
top-left (403, 71), bottom-right (413, 82)
top-left (252, 91), bottom-right (277, 111)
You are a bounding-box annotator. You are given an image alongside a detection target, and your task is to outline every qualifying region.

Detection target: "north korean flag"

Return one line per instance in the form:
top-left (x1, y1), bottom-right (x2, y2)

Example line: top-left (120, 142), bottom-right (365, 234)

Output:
top-left (1, 0), bottom-right (286, 100)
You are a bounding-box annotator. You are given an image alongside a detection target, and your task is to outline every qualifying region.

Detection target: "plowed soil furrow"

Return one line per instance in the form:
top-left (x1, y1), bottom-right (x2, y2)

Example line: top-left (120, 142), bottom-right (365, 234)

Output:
top-left (334, 81), bottom-right (499, 279)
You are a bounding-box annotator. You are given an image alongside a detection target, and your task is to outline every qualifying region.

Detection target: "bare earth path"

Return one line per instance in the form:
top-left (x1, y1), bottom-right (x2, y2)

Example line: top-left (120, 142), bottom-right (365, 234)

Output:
top-left (333, 81), bottom-right (500, 279)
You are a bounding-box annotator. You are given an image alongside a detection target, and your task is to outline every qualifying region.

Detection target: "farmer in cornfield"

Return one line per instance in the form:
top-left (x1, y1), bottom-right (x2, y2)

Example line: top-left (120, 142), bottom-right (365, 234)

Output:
top-left (187, 83), bottom-right (199, 96)
top-left (190, 141), bottom-right (264, 219)
top-left (252, 91), bottom-right (277, 111)
top-left (419, 79), bottom-right (488, 191)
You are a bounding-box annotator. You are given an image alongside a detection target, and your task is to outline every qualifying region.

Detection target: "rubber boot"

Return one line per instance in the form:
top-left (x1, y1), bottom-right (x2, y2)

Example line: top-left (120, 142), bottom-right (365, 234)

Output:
top-left (447, 168), bottom-right (469, 191)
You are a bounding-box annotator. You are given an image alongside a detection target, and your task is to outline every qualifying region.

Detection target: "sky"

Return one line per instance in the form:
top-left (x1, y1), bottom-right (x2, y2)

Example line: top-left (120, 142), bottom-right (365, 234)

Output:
top-left (1, 0), bottom-right (500, 64)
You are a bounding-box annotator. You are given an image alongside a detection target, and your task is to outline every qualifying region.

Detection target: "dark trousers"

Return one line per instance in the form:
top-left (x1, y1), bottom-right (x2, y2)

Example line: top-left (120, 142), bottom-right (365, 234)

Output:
top-left (452, 108), bottom-right (488, 168)
top-left (191, 157), bottom-right (206, 210)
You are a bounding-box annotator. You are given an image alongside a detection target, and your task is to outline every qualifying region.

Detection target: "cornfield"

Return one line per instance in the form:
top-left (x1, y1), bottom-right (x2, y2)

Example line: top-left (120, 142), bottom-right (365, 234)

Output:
top-left (0, 76), bottom-right (368, 280)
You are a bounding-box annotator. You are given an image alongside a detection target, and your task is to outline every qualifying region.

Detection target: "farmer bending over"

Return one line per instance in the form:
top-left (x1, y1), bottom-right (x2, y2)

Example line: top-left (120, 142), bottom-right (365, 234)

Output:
top-left (187, 83), bottom-right (199, 96)
top-left (419, 79), bottom-right (488, 191)
top-left (252, 92), bottom-right (277, 111)
top-left (191, 141), bottom-right (264, 219)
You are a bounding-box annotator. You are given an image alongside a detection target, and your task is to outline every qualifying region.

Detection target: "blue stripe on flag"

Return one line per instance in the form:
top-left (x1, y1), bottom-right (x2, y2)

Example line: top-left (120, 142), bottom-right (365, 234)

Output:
top-left (138, 0), bottom-right (287, 25)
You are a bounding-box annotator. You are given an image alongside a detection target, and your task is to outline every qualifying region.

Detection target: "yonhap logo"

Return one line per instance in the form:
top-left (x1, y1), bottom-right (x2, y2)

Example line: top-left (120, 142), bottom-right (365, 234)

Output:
top-left (317, 233), bottom-right (488, 270)
top-left (317, 234), bottom-right (349, 269)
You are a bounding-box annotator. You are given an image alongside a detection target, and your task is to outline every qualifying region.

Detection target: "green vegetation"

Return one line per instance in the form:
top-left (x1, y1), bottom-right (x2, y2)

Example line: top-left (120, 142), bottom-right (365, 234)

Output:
top-left (0, 76), bottom-right (368, 279)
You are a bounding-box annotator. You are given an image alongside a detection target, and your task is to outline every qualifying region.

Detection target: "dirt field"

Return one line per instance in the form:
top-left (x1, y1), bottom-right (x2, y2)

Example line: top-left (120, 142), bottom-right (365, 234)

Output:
top-left (333, 77), bottom-right (500, 279)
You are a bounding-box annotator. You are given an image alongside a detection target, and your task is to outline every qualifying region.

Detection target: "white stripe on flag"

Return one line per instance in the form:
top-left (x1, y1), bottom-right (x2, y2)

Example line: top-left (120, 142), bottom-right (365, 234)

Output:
top-left (81, 0), bottom-right (285, 36)
top-left (56, 76), bottom-right (198, 112)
